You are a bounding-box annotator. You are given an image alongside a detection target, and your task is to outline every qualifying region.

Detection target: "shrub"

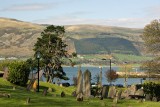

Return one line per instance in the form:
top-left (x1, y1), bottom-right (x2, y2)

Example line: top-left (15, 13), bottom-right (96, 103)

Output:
top-left (143, 82), bottom-right (160, 98)
top-left (7, 61), bottom-right (30, 86)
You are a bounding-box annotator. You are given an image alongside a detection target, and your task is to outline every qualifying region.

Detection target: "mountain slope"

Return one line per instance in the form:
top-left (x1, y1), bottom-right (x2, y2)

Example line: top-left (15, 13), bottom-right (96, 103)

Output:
top-left (0, 18), bottom-right (144, 57)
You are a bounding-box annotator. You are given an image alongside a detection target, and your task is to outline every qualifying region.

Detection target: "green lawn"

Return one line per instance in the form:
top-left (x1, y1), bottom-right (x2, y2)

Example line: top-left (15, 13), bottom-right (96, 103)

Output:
top-left (0, 78), bottom-right (160, 107)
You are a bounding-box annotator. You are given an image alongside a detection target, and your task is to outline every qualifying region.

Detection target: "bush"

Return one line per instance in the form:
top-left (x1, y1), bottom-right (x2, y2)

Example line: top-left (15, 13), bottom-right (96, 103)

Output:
top-left (143, 82), bottom-right (160, 98)
top-left (7, 61), bottom-right (30, 86)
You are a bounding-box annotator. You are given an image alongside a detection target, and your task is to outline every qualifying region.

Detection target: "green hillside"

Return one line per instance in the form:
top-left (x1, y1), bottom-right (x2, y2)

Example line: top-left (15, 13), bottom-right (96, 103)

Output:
top-left (0, 18), bottom-right (145, 57)
top-left (74, 37), bottom-right (140, 55)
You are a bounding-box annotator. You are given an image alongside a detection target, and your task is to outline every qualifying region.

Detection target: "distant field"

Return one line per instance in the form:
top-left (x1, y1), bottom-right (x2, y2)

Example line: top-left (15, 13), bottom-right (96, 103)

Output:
top-left (78, 54), bottom-right (153, 62)
top-left (113, 54), bottom-right (153, 62)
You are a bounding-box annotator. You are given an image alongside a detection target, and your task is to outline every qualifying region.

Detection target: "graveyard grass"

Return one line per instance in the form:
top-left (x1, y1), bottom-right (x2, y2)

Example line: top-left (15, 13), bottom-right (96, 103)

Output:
top-left (0, 78), bottom-right (160, 107)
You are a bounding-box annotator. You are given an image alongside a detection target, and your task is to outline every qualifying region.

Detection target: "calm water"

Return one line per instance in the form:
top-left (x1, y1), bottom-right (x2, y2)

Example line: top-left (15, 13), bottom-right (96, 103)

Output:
top-left (60, 66), bottom-right (144, 86)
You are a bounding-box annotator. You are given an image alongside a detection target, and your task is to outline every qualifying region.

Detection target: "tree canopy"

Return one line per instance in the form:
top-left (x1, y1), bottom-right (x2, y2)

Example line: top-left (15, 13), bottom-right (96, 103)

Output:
top-left (141, 19), bottom-right (160, 73)
top-left (34, 25), bottom-right (69, 81)
top-left (142, 19), bottom-right (160, 54)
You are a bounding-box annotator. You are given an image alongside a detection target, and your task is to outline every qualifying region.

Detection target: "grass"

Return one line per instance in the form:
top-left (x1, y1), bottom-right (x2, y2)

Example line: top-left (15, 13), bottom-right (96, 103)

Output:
top-left (113, 54), bottom-right (153, 62)
top-left (0, 78), bottom-right (160, 107)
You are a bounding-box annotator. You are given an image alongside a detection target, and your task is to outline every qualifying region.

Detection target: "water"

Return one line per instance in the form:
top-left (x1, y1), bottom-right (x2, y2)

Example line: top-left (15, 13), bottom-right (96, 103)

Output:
top-left (61, 66), bottom-right (143, 86)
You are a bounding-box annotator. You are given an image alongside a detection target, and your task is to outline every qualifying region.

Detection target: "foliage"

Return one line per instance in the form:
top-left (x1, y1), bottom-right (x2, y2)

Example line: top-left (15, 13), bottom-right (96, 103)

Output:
top-left (143, 82), bottom-right (160, 98)
top-left (105, 69), bottom-right (118, 84)
top-left (34, 25), bottom-right (70, 81)
top-left (7, 61), bottom-right (30, 86)
top-left (141, 59), bottom-right (160, 74)
top-left (141, 19), bottom-right (160, 73)
top-left (142, 19), bottom-right (160, 53)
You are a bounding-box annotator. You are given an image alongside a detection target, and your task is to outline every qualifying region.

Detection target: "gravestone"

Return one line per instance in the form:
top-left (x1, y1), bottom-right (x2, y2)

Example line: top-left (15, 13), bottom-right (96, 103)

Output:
top-left (26, 97), bottom-right (30, 104)
top-left (47, 87), bottom-right (52, 92)
top-left (121, 89), bottom-right (129, 99)
top-left (0, 93), bottom-right (11, 98)
top-left (108, 86), bottom-right (116, 98)
top-left (113, 96), bottom-right (118, 104)
top-left (71, 91), bottom-right (76, 97)
top-left (3, 67), bottom-right (9, 79)
top-left (145, 94), bottom-right (152, 101)
top-left (128, 85), bottom-right (137, 95)
top-left (61, 91), bottom-right (65, 97)
top-left (102, 85), bottom-right (109, 98)
top-left (42, 89), bottom-right (47, 96)
top-left (76, 69), bottom-right (83, 101)
top-left (152, 97), bottom-right (158, 102)
top-left (135, 88), bottom-right (144, 96)
top-left (84, 69), bottom-right (91, 98)
top-left (117, 89), bottom-right (122, 100)
top-left (13, 86), bottom-right (16, 90)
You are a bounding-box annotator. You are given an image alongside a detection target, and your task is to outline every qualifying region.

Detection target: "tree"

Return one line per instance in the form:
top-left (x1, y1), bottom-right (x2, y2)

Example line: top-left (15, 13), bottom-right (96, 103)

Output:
top-left (141, 19), bottom-right (160, 73)
top-left (34, 25), bottom-right (69, 82)
top-left (142, 19), bottom-right (160, 54)
top-left (105, 69), bottom-right (118, 85)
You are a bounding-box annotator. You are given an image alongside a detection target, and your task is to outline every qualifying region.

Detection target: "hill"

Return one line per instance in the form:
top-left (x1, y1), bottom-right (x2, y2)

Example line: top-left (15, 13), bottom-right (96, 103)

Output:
top-left (0, 18), bottom-right (144, 57)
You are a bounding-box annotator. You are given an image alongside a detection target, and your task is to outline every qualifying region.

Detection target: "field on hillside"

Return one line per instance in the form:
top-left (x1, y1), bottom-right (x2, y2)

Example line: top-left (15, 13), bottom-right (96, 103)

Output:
top-left (0, 78), bottom-right (160, 107)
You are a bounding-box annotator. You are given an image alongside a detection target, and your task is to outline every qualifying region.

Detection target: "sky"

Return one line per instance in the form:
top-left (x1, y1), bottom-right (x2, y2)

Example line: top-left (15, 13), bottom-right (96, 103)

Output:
top-left (0, 0), bottom-right (160, 28)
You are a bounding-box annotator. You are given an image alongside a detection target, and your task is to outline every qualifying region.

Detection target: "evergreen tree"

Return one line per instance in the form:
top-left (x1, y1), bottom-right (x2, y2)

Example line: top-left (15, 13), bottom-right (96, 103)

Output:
top-left (34, 25), bottom-right (69, 82)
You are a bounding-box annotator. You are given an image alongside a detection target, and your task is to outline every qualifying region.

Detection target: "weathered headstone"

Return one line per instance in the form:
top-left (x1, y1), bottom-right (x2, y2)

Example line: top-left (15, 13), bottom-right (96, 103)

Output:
top-left (61, 91), bottom-right (65, 97)
top-left (84, 69), bottom-right (91, 98)
top-left (102, 85), bottom-right (109, 98)
top-left (42, 89), bottom-right (47, 96)
top-left (113, 96), bottom-right (118, 104)
top-left (26, 97), bottom-right (30, 104)
top-left (3, 67), bottom-right (9, 79)
top-left (0, 93), bottom-right (11, 98)
top-left (47, 87), bottom-right (52, 92)
top-left (13, 86), bottom-right (16, 90)
top-left (76, 69), bottom-right (83, 101)
top-left (128, 85), bottom-right (137, 95)
top-left (116, 90), bottom-right (122, 100)
top-left (145, 94), bottom-right (152, 101)
top-left (71, 91), bottom-right (76, 97)
top-left (152, 97), bottom-right (158, 102)
top-left (121, 89), bottom-right (129, 99)
top-left (135, 88), bottom-right (144, 96)
top-left (108, 86), bottom-right (116, 98)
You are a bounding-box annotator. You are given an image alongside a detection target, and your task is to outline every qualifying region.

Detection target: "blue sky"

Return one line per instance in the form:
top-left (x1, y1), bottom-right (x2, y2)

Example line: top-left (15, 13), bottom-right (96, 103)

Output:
top-left (0, 0), bottom-right (160, 28)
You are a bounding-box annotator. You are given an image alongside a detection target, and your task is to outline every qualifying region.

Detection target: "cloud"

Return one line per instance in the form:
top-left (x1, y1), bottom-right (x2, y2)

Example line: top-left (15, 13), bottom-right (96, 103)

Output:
top-left (33, 16), bottom-right (155, 28)
top-left (1, 3), bottom-right (55, 11)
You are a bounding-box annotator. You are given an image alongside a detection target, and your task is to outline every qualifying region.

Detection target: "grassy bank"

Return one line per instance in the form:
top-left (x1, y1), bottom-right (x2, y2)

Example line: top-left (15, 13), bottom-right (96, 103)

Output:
top-left (0, 78), bottom-right (160, 107)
